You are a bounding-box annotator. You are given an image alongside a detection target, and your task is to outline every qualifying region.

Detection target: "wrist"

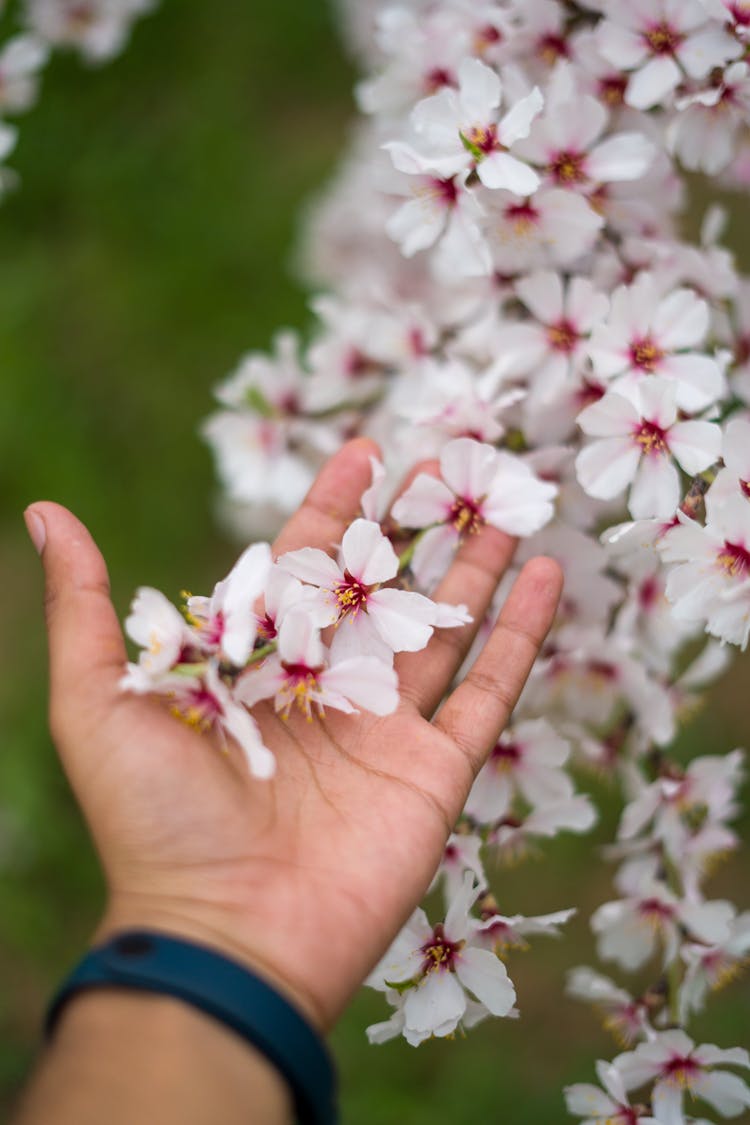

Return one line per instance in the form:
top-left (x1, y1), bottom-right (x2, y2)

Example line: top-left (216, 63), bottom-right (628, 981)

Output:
top-left (94, 894), bottom-right (328, 1033)
top-left (19, 988), bottom-right (292, 1125)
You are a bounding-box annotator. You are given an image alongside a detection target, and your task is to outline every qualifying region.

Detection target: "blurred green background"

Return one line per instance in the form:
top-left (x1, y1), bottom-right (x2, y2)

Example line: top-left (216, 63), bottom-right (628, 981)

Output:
top-left (0, 2), bottom-right (747, 1121)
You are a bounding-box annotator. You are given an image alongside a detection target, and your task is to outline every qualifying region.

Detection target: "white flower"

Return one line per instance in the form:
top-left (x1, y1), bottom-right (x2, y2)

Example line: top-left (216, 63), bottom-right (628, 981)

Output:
top-left (615, 1030), bottom-right (750, 1122)
top-left (186, 542), bottom-right (273, 667)
top-left (565, 1059), bottom-right (660, 1125)
top-left (483, 186), bottom-right (603, 273)
top-left (575, 378), bottom-right (722, 519)
top-left (591, 883), bottom-right (733, 970)
top-left (669, 62), bottom-right (750, 174)
top-left (384, 158), bottom-right (491, 275)
top-left (367, 874), bottom-right (517, 1046)
top-left (659, 495), bottom-right (750, 648)
top-left (391, 437), bottom-right (556, 587)
top-left (476, 907), bottom-right (576, 953)
top-left (125, 587), bottom-right (190, 676)
top-left (465, 718), bottom-right (574, 824)
top-left (586, 274), bottom-right (726, 412)
top-left (680, 907), bottom-right (750, 1020)
top-left (393, 57), bottom-right (543, 194)
top-left (236, 609), bottom-right (399, 720)
top-left (516, 86), bottom-right (655, 190)
top-left (596, 0), bottom-right (742, 110)
top-left (277, 518), bottom-right (461, 662)
top-left (566, 967), bottom-right (650, 1046)
top-left (432, 832), bottom-right (487, 902)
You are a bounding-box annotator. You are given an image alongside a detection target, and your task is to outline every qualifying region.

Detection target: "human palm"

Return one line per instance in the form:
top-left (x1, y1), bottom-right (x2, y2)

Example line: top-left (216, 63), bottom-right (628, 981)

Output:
top-left (28, 438), bottom-right (562, 1031)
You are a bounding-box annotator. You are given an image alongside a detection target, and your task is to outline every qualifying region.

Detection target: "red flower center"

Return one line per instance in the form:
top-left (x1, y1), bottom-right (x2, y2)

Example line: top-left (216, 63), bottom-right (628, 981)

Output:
top-left (548, 150), bottom-right (587, 185)
top-left (716, 540), bottom-right (750, 578)
top-left (633, 419), bottom-right (670, 457)
top-left (630, 336), bottom-right (665, 372)
top-left (450, 496), bottom-right (484, 535)
top-left (335, 570), bottom-right (370, 616)
top-left (547, 318), bottom-right (580, 353)
top-left (420, 924), bottom-right (464, 974)
top-left (643, 22), bottom-right (684, 56)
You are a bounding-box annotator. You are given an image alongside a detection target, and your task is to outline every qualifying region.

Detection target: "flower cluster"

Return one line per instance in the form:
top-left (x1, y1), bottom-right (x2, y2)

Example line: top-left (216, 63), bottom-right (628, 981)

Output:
top-left (128, 0), bottom-right (750, 1109)
top-left (123, 482), bottom-right (526, 779)
top-left (0, 0), bottom-right (156, 197)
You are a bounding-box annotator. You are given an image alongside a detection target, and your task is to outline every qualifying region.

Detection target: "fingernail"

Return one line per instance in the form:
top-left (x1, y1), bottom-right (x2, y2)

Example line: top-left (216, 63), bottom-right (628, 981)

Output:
top-left (24, 508), bottom-right (46, 555)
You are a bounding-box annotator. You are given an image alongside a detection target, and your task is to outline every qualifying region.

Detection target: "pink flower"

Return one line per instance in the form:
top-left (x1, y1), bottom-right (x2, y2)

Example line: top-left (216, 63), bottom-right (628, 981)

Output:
top-left (236, 609), bottom-right (399, 720)
top-left (277, 518), bottom-right (462, 662)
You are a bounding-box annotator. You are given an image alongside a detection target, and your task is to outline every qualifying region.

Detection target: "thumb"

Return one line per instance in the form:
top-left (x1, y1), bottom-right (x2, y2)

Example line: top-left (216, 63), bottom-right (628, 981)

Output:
top-left (25, 502), bottom-right (127, 745)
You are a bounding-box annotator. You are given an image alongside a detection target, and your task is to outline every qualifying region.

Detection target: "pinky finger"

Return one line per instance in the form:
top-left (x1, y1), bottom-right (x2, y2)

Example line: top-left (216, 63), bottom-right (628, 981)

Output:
top-left (434, 556), bottom-right (563, 776)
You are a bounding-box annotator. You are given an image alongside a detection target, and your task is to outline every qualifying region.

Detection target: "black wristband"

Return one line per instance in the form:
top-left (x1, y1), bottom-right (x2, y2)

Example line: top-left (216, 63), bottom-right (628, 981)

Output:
top-left (45, 930), bottom-right (337, 1125)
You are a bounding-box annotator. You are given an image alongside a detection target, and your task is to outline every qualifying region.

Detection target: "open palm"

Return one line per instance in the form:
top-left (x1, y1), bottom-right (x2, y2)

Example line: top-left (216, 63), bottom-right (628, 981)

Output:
top-left (28, 438), bottom-right (562, 1030)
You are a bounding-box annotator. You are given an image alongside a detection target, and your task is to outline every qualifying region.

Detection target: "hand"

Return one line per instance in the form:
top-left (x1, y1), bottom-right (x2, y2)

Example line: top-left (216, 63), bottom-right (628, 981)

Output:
top-left (26, 438), bottom-right (562, 1032)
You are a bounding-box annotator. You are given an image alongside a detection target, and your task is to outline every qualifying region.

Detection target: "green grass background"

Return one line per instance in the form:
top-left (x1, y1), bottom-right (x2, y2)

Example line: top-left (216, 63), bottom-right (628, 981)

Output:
top-left (0, 1), bottom-right (747, 1120)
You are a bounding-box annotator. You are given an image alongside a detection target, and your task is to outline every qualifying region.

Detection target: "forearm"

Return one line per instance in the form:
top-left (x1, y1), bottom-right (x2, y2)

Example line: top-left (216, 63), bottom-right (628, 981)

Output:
top-left (12, 990), bottom-right (293, 1125)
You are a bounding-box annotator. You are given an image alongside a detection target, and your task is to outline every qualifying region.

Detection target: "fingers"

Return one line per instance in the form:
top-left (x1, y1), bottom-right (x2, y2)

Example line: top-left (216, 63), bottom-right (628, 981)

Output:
top-left (434, 556), bottom-right (563, 774)
top-left (272, 437), bottom-right (381, 558)
top-left (25, 502), bottom-right (127, 739)
top-left (396, 523), bottom-right (518, 717)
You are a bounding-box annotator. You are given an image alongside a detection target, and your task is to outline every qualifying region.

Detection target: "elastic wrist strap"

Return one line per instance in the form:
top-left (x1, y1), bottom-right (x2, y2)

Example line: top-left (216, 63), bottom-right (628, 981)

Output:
top-left (45, 930), bottom-right (337, 1125)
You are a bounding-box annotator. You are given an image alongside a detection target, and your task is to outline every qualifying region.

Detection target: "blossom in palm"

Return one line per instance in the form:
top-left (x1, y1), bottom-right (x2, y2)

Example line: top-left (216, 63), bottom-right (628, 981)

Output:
top-left (125, 587), bottom-right (192, 676)
top-left (236, 609), bottom-right (399, 720)
top-left (185, 542), bottom-right (272, 667)
top-left (277, 517), bottom-right (467, 662)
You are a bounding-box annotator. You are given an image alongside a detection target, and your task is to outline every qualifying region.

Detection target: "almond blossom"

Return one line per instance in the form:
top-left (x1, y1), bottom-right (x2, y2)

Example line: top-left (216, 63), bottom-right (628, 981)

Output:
top-left (586, 275), bottom-right (726, 412)
top-left (659, 495), bottom-right (750, 647)
top-left (366, 874), bottom-right (517, 1046)
top-left (277, 517), bottom-right (468, 662)
top-left (464, 718), bottom-right (575, 824)
top-left (388, 57), bottom-right (543, 194)
top-left (391, 436), bottom-right (557, 587)
top-left (575, 379), bottom-right (722, 519)
top-left (185, 542), bottom-right (272, 667)
top-left (565, 1059), bottom-right (659, 1125)
top-left (596, 0), bottom-right (742, 110)
top-left (516, 83), bottom-right (655, 192)
top-left (679, 908), bottom-right (750, 1020)
top-left (614, 1031), bottom-right (750, 1122)
top-left (591, 883), bottom-right (733, 971)
top-left (235, 609), bottom-right (399, 721)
